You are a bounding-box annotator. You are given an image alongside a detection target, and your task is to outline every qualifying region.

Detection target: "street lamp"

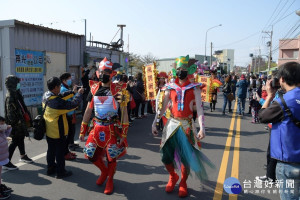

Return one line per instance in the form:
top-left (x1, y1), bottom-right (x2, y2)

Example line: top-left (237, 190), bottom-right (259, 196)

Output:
top-left (205, 24), bottom-right (222, 62)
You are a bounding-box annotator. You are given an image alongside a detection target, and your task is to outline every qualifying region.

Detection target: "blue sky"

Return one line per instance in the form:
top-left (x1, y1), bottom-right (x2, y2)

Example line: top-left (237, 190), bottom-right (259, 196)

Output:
top-left (1, 0), bottom-right (299, 66)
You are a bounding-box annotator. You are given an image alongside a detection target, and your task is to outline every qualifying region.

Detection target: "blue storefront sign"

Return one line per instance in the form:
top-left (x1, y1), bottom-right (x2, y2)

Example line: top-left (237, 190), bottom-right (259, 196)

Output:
top-left (15, 49), bottom-right (45, 106)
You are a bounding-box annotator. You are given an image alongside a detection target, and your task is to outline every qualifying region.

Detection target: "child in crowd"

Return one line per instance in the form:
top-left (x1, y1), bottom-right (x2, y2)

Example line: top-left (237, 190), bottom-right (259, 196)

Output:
top-left (250, 90), bottom-right (261, 123)
top-left (0, 116), bottom-right (13, 199)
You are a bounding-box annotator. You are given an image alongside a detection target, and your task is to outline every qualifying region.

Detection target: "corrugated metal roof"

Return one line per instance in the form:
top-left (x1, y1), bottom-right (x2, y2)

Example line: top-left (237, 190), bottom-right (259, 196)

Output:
top-left (0, 19), bottom-right (84, 37)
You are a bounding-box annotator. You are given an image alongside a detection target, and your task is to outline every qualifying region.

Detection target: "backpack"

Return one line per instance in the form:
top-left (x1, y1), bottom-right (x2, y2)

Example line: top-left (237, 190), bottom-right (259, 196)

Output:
top-left (32, 101), bottom-right (48, 140)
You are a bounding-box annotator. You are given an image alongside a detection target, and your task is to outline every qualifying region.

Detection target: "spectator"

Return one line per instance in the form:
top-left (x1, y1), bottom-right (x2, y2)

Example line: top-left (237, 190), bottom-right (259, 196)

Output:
top-left (4, 75), bottom-right (33, 170)
top-left (0, 116), bottom-right (13, 199)
top-left (258, 62), bottom-right (300, 200)
top-left (43, 77), bottom-right (84, 179)
top-left (222, 75), bottom-right (233, 115)
top-left (60, 73), bottom-right (78, 160)
top-left (81, 65), bottom-right (91, 113)
top-left (236, 74), bottom-right (249, 115)
top-left (231, 74), bottom-right (237, 100)
top-left (132, 73), bottom-right (145, 119)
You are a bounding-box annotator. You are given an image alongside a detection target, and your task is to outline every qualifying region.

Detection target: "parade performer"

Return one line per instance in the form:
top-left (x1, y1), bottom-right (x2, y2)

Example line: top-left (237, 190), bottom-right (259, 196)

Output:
top-left (79, 57), bottom-right (129, 195)
top-left (152, 55), bottom-right (214, 197)
top-left (209, 70), bottom-right (223, 112)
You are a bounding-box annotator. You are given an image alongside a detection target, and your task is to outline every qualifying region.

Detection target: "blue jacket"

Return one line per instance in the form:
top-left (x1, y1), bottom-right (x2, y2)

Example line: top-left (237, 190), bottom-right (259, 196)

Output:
top-left (60, 84), bottom-right (75, 116)
top-left (270, 87), bottom-right (300, 163)
top-left (236, 79), bottom-right (249, 99)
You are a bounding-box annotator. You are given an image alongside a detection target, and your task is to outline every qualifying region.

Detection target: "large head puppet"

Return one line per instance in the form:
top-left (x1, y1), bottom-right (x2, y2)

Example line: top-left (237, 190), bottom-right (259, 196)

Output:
top-left (172, 55), bottom-right (197, 79)
top-left (96, 57), bottom-right (121, 83)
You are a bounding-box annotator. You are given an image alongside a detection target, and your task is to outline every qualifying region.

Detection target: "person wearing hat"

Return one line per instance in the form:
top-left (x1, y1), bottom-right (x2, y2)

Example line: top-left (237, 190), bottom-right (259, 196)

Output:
top-left (152, 55), bottom-right (214, 197)
top-left (236, 74), bottom-right (249, 115)
top-left (79, 57), bottom-right (129, 195)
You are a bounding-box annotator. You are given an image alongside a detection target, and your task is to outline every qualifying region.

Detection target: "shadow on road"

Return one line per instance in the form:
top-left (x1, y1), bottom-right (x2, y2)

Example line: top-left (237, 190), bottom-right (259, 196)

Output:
top-left (2, 162), bottom-right (52, 186)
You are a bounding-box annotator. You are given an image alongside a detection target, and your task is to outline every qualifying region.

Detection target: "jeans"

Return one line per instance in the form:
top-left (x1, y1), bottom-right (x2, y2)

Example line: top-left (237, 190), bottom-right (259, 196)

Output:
top-left (46, 136), bottom-right (66, 175)
top-left (237, 98), bottom-right (246, 114)
top-left (276, 161), bottom-right (300, 200)
top-left (222, 93), bottom-right (232, 113)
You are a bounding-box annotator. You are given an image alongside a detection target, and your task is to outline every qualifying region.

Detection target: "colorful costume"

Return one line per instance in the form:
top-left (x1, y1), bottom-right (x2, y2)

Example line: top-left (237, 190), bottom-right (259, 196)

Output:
top-left (80, 58), bottom-right (129, 195)
top-left (154, 56), bottom-right (214, 197)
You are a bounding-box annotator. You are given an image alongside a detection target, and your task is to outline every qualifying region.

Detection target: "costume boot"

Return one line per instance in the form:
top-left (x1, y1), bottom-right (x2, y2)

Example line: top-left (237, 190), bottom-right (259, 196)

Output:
top-left (165, 163), bottom-right (179, 193)
top-left (178, 165), bottom-right (189, 197)
top-left (94, 159), bottom-right (108, 185)
top-left (104, 161), bottom-right (117, 195)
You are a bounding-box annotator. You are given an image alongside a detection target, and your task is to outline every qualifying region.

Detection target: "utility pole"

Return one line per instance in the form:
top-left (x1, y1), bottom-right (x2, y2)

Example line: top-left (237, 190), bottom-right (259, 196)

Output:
top-left (210, 42), bottom-right (213, 67)
top-left (258, 47), bottom-right (261, 74)
top-left (84, 19), bottom-right (87, 44)
top-left (263, 26), bottom-right (273, 73)
top-left (254, 57), bottom-right (256, 74)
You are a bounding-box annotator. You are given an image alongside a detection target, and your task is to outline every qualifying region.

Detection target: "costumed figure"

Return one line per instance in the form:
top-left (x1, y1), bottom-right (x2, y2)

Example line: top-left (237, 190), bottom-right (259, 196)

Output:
top-left (209, 70), bottom-right (223, 112)
top-left (155, 72), bottom-right (168, 130)
top-left (79, 57), bottom-right (129, 195)
top-left (152, 55), bottom-right (214, 197)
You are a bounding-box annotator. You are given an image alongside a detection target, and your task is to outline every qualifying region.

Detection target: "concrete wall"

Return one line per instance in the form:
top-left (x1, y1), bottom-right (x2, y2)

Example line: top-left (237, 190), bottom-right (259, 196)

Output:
top-left (44, 52), bottom-right (67, 89)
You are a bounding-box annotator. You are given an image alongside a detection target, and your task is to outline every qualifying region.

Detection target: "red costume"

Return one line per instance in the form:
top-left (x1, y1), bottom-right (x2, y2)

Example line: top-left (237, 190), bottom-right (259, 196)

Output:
top-left (80, 58), bottom-right (129, 195)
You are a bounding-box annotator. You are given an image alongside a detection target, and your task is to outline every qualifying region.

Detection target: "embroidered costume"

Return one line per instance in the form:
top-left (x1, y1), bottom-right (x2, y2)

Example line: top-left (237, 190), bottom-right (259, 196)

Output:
top-left (153, 55), bottom-right (214, 197)
top-left (80, 58), bottom-right (129, 195)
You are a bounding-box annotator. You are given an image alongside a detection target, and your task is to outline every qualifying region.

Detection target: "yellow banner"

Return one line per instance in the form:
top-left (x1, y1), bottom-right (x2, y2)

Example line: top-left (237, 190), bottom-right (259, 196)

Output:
top-left (16, 67), bottom-right (43, 73)
top-left (143, 63), bottom-right (157, 101)
top-left (198, 75), bottom-right (212, 103)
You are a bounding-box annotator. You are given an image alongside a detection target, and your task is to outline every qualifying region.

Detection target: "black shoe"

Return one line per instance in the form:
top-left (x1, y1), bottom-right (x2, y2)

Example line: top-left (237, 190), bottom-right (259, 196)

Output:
top-left (56, 170), bottom-right (73, 179)
top-left (47, 166), bottom-right (56, 175)
top-left (0, 191), bottom-right (10, 200)
top-left (20, 155), bottom-right (33, 163)
top-left (3, 162), bottom-right (18, 170)
top-left (0, 184), bottom-right (13, 193)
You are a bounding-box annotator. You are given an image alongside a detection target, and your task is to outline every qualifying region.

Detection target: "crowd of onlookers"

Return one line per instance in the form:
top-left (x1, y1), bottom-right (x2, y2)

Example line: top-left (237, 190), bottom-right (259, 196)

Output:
top-left (0, 62), bottom-right (299, 200)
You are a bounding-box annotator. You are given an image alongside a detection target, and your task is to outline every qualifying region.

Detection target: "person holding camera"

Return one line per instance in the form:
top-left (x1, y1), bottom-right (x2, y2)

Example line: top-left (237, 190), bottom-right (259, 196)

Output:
top-left (43, 77), bottom-right (84, 178)
top-left (60, 73), bottom-right (80, 160)
top-left (258, 62), bottom-right (300, 200)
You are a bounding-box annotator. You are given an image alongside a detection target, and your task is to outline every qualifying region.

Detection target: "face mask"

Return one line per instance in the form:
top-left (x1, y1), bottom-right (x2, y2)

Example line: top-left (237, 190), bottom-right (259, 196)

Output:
top-left (100, 74), bottom-right (111, 84)
top-left (0, 124), bottom-right (7, 132)
top-left (16, 83), bottom-right (21, 90)
top-left (66, 79), bottom-right (72, 86)
top-left (176, 70), bottom-right (188, 80)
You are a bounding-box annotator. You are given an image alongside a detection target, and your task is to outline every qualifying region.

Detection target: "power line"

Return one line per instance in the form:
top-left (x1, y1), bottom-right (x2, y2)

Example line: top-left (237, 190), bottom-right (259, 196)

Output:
top-left (215, 31), bottom-right (260, 48)
top-left (272, 22), bottom-right (300, 53)
top-left (262, 0), bottom-right (283, 31)
top-left (272, 8), bottom-right (300, 26)
top-left (267, 0), bottom-right (290, 28)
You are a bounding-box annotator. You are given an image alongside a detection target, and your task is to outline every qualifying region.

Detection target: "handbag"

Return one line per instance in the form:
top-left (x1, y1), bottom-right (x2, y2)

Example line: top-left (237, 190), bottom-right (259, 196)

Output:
top-left (227, 93), bottom-right (235, 102)
top-left (130, 97), bottom-right (136, 110)
top-left (32, 101), bottom-right (48, 140)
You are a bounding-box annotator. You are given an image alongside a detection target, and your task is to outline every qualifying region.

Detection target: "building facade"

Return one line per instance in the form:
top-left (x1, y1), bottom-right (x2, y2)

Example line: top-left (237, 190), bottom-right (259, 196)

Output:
top-left (213, 49), bottom-right (234, 73)
top-left (278, 35), bottom-right (300, 66)
top-left (0, 20), bottom-right (84, 117)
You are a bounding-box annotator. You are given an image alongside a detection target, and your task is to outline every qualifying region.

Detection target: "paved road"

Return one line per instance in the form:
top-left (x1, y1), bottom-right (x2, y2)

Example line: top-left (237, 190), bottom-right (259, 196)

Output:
top-left (3, 96), bottom-right (280, 200)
